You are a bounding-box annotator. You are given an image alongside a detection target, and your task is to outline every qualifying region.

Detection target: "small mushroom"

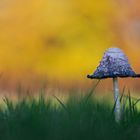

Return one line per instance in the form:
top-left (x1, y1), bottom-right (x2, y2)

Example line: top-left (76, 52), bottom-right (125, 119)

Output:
top-left (87, 47), bottom-right (140, 122)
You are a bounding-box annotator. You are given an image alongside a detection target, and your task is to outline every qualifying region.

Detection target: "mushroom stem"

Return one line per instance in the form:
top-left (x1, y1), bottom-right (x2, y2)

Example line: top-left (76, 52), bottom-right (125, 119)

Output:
top-left (113, 77), bottom-right (121, 122)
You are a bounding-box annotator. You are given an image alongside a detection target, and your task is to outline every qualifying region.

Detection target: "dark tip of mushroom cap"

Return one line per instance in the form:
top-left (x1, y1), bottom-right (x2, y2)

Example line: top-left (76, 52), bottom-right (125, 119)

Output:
top-left (133, 74), bottom-right (140, 78)
top-left (87, 47), bottom-right (140, 79)
top-left (87, 74), bottom-right (106, 79)
top-left (87, 75), bottom-right (95, 79)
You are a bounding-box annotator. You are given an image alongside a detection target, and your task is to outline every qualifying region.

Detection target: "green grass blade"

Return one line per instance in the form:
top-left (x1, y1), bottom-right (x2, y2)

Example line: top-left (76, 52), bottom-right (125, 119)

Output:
top-left (133, 98), bottom-right (140, 106)
top-left (120, 86), bottom-right (125, 103)
top-left (84, 80), bottom-right (100, 103)
top-left (122, 93), bottom-right (128, 115)
top-left (111, 96), bottom-right (118, 117)
top-left (128, 89), bottom-right (132, 117)
top-left (53, 95), bottom-right (69, 113)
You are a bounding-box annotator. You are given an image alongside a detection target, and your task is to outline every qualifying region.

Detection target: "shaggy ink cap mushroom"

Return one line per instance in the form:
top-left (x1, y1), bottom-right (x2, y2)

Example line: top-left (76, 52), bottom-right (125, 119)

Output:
top-left (87, 47), bottom-right (140, 122)
top-left (87, 48), bottom-right (140, 79)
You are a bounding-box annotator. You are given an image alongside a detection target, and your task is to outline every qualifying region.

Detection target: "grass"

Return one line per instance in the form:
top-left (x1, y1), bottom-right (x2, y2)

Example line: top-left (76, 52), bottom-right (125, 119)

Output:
top-left (0, 89), bottom-right (140, 140)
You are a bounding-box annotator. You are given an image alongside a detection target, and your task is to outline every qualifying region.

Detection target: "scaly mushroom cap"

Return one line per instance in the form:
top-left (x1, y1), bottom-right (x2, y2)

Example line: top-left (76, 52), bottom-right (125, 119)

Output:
top-left (87, 48), bottom-right (140, 79)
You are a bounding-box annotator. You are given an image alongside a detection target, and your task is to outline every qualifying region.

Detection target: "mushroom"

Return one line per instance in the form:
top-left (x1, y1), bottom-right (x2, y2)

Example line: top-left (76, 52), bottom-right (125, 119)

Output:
top-left (87, 47), bottom-right (140, 122)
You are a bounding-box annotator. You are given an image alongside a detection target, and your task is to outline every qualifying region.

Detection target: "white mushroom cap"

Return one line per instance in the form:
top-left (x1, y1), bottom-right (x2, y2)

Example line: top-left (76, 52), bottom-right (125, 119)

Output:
top-left (87, 47), bottom-right (140, 79)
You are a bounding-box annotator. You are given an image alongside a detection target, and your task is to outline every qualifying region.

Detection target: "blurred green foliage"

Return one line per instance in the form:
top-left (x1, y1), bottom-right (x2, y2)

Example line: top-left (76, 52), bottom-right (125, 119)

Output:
top-left (0, 92), bottom-right (140, 140)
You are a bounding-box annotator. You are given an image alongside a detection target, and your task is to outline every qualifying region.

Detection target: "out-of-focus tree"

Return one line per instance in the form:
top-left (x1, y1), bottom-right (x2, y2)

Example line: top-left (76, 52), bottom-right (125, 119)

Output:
top-left (0, 0), bottom-right (139, 89)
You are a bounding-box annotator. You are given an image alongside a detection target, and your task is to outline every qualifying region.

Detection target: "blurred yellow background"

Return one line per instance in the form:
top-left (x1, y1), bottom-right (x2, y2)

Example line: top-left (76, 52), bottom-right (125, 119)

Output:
top-left (0, 0), bottom-right (140, 91)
